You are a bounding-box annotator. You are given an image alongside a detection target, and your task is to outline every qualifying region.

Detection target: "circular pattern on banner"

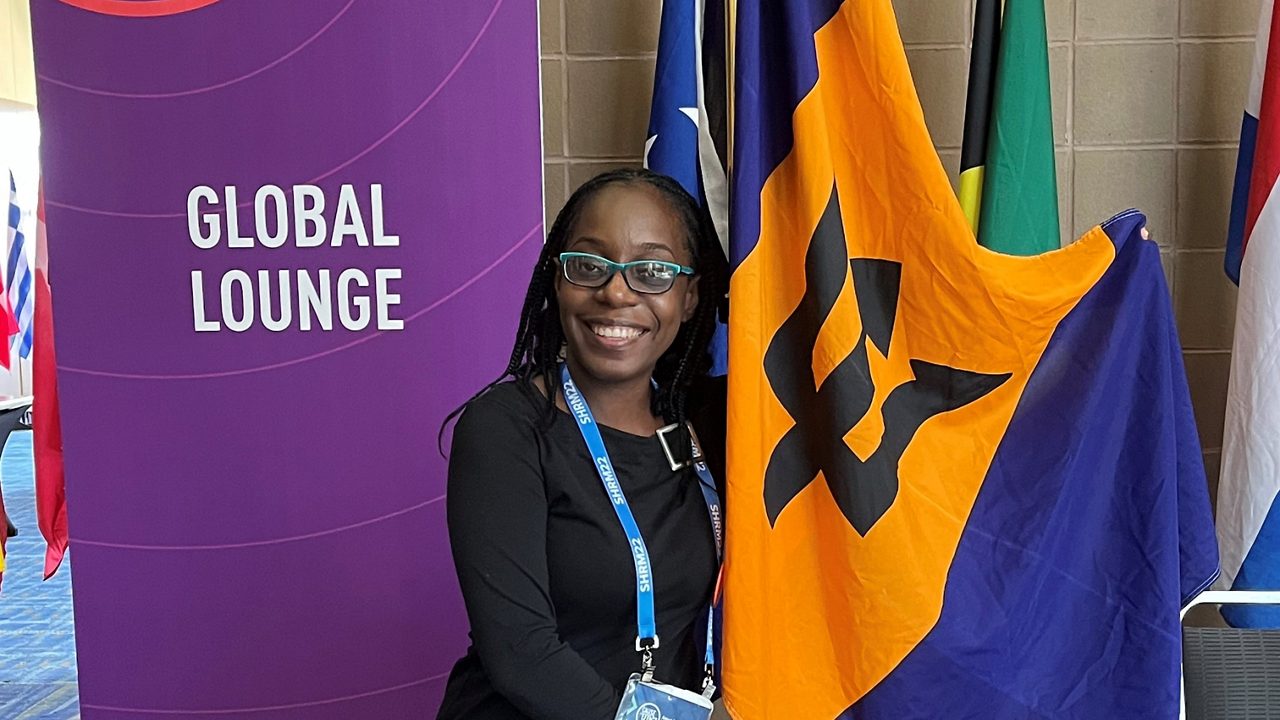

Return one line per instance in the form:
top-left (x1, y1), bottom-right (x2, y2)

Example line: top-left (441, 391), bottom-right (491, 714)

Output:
top-left (73, 494), bottom-right (445, 551)
top-left (80, 672), bottom-right (451, 715)
top-left (43, 0), bottom-right (505, 218)
top-left (42, 0), bottom-right (353, 98)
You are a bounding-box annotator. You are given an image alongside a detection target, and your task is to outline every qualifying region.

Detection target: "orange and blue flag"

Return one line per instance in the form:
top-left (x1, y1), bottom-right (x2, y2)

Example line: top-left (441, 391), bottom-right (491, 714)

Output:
top-left (722, 1), bottom-right (1219, 718)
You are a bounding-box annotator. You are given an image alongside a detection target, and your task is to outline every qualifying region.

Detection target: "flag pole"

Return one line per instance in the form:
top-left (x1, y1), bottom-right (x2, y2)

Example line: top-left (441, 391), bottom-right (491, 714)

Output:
top-left (727, 0), bottom-right (735, 179)
top-left (959, 0), bottom-right (1000, 234)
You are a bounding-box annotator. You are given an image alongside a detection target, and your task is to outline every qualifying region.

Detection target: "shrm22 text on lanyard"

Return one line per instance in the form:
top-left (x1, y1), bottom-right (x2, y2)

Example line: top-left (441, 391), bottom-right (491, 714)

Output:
top-left (186, 184), bottom-right (404, 333)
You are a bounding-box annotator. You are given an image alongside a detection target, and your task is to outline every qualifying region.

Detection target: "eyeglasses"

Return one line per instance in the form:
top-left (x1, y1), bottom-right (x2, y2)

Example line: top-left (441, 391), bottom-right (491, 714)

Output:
top-left (558, 252), bottom-right (695, 295)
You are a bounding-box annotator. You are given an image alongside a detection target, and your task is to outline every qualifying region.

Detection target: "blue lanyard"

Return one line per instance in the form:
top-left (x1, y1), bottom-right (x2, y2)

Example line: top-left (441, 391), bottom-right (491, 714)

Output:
top-left (559, 364), bottom-right (723, 679)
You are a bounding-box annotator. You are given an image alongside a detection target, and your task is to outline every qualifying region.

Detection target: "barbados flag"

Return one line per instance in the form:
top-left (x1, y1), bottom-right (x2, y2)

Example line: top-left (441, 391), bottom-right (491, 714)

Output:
top-left (723, 2), bottom-right (1219, 718)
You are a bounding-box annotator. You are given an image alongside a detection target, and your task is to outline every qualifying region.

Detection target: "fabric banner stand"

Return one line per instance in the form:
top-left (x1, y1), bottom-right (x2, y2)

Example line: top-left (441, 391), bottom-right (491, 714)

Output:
top-left (31, 2), bottom-right (543, 717)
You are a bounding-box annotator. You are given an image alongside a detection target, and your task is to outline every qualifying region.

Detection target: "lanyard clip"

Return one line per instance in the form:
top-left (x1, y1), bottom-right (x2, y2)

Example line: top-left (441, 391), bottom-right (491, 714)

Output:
top-left (636, 635), bottom-right (659, 677)
top-left (701, 668), bottom-right (716, 699)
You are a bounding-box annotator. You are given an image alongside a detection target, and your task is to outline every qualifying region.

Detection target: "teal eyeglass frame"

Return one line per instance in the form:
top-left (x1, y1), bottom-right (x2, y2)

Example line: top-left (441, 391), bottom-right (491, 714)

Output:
top-left (558, 252), bottom-right (695, 294)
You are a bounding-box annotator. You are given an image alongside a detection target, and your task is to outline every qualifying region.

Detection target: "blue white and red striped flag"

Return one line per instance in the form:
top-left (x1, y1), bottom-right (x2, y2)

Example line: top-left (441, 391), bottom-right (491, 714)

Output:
top-left (7, 171), bottom-right (33, 359)
top-left (1219, 0), bottom-right (1280, 627)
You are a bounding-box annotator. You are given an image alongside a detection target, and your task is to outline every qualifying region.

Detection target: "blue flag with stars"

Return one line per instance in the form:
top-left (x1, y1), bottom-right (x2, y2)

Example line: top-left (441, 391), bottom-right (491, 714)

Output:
top-left (646, 0), bottom-right (701, 193)
top-left (645, 0), bottom-right (728, 375)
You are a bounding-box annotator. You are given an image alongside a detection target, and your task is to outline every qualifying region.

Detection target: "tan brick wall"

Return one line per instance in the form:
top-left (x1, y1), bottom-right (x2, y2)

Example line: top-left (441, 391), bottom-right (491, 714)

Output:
top-left (540, 0), bottom-right (660, 223)
top-left (540, 0), bottom-right (1253, 497)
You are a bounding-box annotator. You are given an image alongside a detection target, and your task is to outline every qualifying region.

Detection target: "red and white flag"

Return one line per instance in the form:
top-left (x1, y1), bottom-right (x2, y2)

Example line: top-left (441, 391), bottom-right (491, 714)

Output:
top-left (34, 188), bottom-right (66, 579)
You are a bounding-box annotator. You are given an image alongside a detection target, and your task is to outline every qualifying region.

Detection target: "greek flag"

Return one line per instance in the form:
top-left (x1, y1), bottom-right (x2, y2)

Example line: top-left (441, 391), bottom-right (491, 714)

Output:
top-left (7, 172), bottom-right (33, 359)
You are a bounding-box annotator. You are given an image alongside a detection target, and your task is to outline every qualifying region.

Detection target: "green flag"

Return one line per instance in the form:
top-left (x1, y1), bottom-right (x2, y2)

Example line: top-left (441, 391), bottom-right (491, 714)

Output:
top-left (976, 0), bottom-right (1060, 255)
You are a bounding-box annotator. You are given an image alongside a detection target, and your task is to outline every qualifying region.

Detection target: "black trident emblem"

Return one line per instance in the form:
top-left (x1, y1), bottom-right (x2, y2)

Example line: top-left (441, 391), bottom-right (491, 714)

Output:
top-left (763, 185), bottom-right (1012, 535)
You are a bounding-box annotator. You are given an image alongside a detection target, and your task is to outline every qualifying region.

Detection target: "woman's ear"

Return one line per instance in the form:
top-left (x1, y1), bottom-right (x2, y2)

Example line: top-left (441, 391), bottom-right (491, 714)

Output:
top-left (682, 276), bottom-right (700, 323)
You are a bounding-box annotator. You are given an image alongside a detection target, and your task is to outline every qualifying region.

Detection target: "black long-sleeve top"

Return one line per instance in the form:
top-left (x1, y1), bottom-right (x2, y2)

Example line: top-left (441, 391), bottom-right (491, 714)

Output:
top-left (436, 379), bottom-right (720, 720)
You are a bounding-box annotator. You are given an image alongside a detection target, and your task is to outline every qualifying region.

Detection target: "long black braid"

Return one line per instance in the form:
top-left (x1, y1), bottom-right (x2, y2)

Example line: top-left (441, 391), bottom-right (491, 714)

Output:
top-left (438, 167), bottom-right (727, 454)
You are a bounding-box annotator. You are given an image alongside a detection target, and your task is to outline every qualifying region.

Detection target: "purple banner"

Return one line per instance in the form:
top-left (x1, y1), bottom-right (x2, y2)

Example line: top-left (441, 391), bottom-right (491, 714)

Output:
top-left (31, 1), bottom-right (542, 717)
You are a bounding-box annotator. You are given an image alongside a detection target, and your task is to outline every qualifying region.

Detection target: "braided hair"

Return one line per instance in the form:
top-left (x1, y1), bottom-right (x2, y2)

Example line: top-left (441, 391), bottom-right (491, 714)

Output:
top-left (439, 167), bottom-right (726, 454)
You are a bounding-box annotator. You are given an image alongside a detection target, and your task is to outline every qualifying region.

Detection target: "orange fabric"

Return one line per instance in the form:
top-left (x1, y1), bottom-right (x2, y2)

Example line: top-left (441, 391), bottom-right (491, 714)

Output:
top-left (722, 2), bottom-right (1115, 718)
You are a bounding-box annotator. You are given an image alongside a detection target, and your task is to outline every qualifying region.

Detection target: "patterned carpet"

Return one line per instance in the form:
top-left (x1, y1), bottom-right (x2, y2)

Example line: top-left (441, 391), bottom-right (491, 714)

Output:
top-left (0, 431), bottom-right (80, 719)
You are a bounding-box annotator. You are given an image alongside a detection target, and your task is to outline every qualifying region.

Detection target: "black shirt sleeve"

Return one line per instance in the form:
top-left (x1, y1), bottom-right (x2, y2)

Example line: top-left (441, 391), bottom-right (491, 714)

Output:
top-left (446, 392), bottom-right (620, 720)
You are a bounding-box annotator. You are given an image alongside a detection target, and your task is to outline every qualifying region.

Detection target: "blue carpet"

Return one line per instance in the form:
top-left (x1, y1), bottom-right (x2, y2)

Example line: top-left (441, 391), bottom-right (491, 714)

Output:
top-left (0, 430), bottom-right (79, 719)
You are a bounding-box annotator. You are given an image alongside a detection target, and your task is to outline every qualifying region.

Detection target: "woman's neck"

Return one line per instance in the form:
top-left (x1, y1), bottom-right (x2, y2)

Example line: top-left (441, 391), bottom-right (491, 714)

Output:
top-left (559, 361), bottom-right (662, 437)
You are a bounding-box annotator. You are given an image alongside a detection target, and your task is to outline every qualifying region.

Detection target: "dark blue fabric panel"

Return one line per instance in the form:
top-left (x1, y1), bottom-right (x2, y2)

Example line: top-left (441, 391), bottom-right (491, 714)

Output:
top-left (840, 212), bottom-right (1220, 719)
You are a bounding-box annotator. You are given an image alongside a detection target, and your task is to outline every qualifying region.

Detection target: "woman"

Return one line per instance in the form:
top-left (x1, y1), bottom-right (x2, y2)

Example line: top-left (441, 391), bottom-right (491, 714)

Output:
top-left (437, 168), bottom-right (727, 720)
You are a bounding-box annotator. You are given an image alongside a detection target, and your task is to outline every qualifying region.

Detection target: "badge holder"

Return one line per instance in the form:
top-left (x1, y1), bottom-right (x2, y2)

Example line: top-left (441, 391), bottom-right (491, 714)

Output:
top-left (615, 635), bottom-right (713, 720)
top-left (615, 672), bottom-right (714, 720)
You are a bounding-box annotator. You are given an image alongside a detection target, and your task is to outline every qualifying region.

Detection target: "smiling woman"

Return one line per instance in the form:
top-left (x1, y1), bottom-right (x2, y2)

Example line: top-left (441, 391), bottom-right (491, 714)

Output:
top-left (436, 168), bottom-right (728, 720)
top-left (554, 182), bottom-right (701, 418)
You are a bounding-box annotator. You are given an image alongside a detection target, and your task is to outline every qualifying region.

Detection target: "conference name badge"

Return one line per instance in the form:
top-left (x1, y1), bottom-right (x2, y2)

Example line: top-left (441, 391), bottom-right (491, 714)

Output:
top-left (614, 673), bottom-right (713, 720)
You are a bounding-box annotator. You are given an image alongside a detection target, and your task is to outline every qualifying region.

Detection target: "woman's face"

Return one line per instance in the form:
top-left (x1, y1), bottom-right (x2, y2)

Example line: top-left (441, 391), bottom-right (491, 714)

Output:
top-left (555, 183), bottom-right (700, 390)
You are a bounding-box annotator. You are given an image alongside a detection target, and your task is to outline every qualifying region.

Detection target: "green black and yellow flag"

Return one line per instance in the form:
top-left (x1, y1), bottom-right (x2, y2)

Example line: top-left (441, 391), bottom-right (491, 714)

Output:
top-left (959, 0), bottom-right (1060, 254)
